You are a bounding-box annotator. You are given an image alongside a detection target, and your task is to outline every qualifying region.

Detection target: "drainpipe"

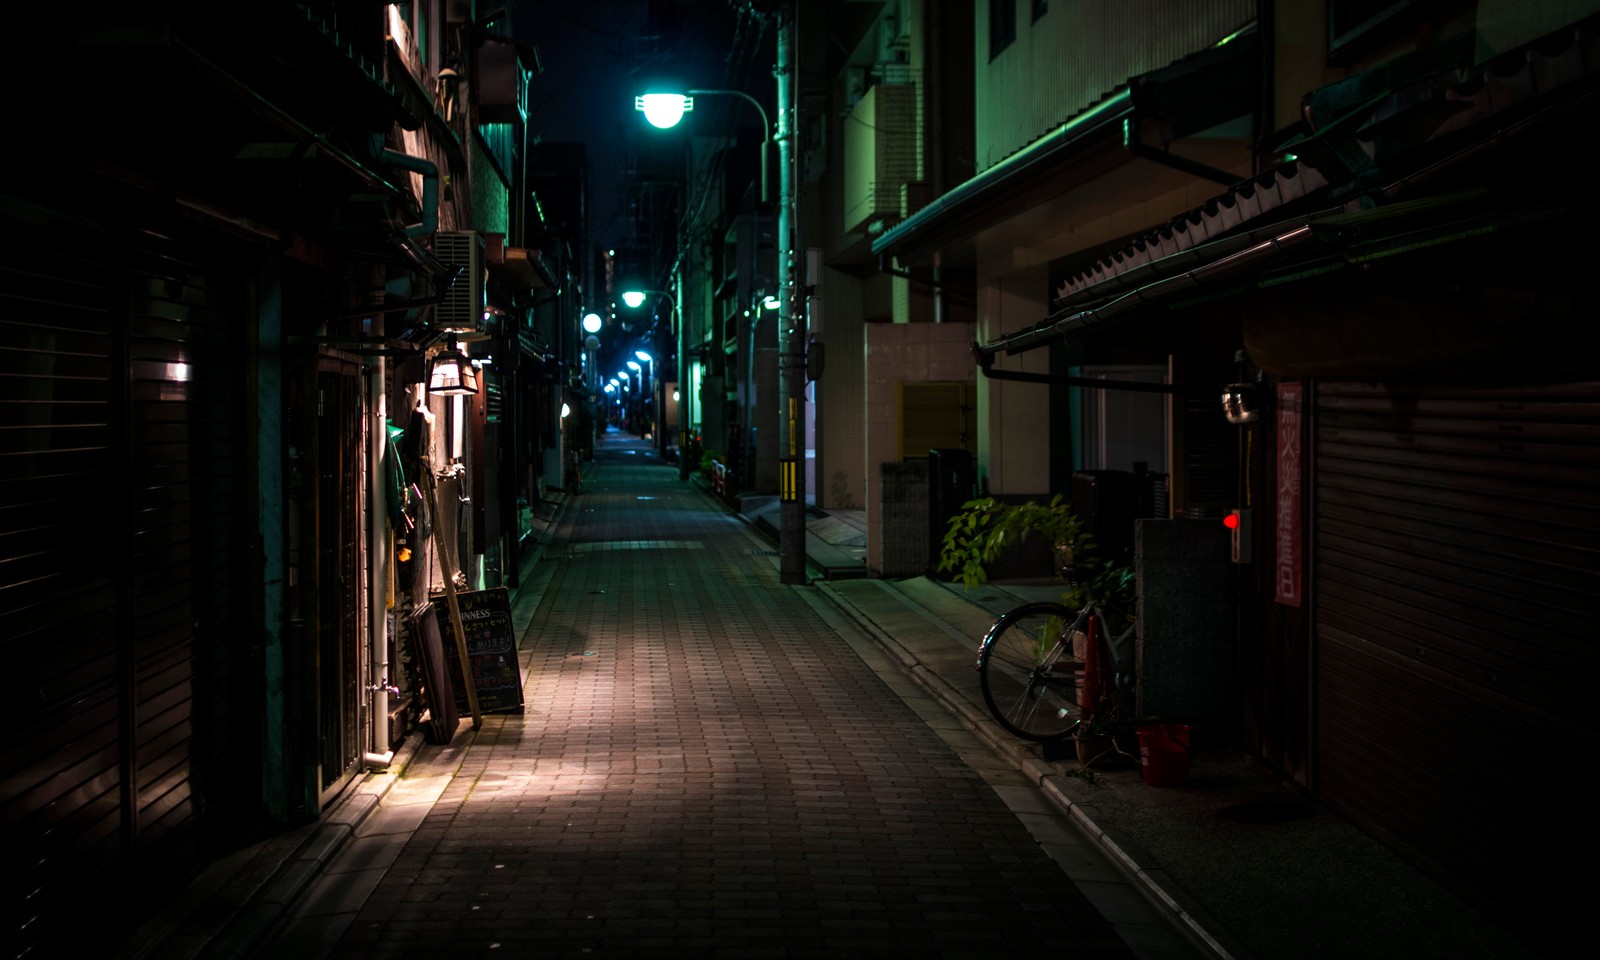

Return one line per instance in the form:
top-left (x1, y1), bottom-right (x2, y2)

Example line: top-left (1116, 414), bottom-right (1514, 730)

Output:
top-left (365, 347), bottom-right (396, 770)
top-left (379, 148), bottom-right (439, 239)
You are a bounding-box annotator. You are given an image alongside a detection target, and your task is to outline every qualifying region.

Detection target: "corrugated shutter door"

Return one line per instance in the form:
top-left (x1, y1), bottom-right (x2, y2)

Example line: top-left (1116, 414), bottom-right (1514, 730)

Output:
top-left (124, 219), bottom-right (246, 860)
top-left (0, 190), bottom-right (248, 954)
top-left (1313, 379), bottom-right (1600, 942)
top-left (0, 199), bottom-right (125, 949)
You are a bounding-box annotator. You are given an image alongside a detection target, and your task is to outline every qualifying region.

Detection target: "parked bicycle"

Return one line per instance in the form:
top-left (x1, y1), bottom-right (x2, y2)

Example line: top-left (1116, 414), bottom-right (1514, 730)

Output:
top-left (976, 593), bottom-right (1135, 743)
top-left (937, 493), bottom-right (1138, 744)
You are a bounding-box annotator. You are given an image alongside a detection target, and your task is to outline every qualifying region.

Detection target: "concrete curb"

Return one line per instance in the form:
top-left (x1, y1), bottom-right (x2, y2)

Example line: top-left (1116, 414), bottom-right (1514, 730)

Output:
top-left (813, 580), bottom-right (1245, 960)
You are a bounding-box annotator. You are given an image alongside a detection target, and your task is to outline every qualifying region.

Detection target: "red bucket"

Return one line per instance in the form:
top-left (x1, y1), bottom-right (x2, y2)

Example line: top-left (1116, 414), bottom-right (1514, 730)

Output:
top-left (1136, 723), bottom-right (1191, 786)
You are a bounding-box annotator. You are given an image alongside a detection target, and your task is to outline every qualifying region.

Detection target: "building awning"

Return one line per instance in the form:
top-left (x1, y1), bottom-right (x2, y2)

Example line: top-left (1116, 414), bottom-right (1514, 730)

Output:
top-left (24, 4), bottom-right (439, 272)
top-left (489, 246), bottom-right (557, 292)
top-left (871, 28), bottom-right (1260, 266)
top-left (978, 12), bottom-right (1600, 360)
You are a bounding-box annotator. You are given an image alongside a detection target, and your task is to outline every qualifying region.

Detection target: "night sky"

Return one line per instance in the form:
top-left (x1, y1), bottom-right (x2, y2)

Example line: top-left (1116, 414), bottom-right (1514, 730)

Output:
top-left (514, 0), bottom-right (768, 260)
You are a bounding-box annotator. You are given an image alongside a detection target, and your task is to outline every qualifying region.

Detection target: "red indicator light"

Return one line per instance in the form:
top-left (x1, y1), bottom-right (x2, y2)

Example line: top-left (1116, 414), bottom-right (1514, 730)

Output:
top-left (1223, 513), bottom-right (1241, 530)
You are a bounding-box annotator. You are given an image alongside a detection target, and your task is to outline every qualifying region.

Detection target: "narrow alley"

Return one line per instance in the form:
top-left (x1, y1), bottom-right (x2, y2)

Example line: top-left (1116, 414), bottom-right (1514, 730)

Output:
top-left (257, 430), bottom-right (1197, 959)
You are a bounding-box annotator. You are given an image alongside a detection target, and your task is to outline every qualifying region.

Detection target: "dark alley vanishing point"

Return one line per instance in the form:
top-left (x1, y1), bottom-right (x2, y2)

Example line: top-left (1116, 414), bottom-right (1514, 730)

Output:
top-left (256, 432), bottom-right (1188, 959)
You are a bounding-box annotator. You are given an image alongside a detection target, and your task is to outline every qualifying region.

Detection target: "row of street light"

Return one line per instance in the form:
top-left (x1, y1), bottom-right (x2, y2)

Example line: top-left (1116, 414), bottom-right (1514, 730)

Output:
top-left (580, 9), bottom-right (803, 582)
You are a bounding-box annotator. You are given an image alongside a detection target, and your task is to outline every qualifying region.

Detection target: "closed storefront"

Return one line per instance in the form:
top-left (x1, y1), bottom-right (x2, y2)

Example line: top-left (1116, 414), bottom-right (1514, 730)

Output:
top-left (1312, 377), bottom-right (1599, 941)
top-left (1, 183), bottom-right (256, 954)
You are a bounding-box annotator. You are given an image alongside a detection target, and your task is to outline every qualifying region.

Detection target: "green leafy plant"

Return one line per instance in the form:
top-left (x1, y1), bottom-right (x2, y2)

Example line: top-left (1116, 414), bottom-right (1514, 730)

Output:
top-left (1063, 561), bottom-right (1136, 635)
top-left (940, 493), bottom-right (1143, 763)
top-left (938, 494), bottom-right (1091, 590)
top-left (698, 448), bottom-right (722, 479)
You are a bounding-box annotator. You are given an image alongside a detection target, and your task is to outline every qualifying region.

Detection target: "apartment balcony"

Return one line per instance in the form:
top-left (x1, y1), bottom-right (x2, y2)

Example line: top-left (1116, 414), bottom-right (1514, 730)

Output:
top-left (842, 82), bottom-right (920, 234)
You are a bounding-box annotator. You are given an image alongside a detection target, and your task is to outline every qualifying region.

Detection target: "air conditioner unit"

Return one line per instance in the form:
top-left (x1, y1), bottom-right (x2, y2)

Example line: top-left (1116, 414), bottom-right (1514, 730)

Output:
top-left (435, 231), bottom-right (485, 333)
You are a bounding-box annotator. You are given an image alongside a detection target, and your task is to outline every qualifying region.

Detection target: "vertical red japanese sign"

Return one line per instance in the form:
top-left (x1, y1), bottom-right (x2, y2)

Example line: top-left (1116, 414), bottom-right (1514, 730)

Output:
top-left (1275, 381), bottom-right (1303, 607)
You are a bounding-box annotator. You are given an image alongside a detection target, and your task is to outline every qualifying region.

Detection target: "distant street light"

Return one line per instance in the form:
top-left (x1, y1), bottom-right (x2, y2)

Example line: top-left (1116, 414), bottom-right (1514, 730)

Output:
top-left (583, 312), bottom-right (603, 333)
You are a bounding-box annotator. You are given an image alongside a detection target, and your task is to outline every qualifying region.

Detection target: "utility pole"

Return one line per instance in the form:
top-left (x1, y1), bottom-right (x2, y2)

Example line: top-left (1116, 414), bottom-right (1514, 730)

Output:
top-left (775, 1), bottom-right (806, 585)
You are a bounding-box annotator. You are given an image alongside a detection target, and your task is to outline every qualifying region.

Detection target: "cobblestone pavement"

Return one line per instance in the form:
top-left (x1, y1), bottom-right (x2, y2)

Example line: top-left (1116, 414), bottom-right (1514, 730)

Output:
top-left (264, 434), bottom-right (1198, 959)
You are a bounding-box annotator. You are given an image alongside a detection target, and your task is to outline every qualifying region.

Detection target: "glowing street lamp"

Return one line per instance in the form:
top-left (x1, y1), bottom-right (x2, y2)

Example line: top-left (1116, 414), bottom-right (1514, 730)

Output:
top-left (636, 92), bottom-right (692, 129)
top-left (634, 89), bottom-right (771, 202)
top-left (636, 89), bottom-right (768, 142)
top-left (582, 312), bottom-right (603, 333)
top-left (621, 289), bottom-right (674, 316)
top-left (633, 351), bottom-right (654, 393)
top-left (635, 15), bottom-right (801, 582)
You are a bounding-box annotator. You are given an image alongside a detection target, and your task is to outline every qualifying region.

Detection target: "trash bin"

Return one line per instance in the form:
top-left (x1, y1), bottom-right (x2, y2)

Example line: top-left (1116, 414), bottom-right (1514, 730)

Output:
top-left (1136, 723), bottom-right (1191, 786)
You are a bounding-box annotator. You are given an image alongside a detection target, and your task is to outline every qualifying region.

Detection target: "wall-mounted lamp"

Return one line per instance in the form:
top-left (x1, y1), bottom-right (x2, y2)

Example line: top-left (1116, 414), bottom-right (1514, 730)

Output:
top-left (436, 61), bottom-right (461, 124)
top-left (1221, 384), bottom-right (1259, 424)
top-left (429, 344), bottom-right (479, 396)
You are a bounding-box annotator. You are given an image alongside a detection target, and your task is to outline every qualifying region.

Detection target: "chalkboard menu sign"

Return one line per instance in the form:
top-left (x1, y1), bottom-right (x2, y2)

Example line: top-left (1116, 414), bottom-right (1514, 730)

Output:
top-left (431, 587), bottom-right (525, 715)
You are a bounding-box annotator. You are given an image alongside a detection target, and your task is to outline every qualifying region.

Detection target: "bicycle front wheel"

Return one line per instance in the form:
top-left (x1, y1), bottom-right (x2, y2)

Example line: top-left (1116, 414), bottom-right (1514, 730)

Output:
top-left (978, 601), bottom-right (1085, 741)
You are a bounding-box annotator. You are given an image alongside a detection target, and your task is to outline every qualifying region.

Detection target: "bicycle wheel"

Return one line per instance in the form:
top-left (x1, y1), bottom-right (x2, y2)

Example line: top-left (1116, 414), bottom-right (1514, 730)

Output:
top-left (977, 601), bottom-right (1086, 741)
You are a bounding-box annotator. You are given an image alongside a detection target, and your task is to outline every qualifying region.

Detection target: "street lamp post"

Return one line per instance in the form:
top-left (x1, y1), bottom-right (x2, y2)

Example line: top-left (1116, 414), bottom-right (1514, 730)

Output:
top-left (633, 16), bottom-right (803, 581)
top-left (619, 290), bottom-right (676, 459)
top-left (771, 6), bottom-right (805, 585)
top-left (637, 89), bottom-right (771, 203)
top-left (626, 360), bottom-right (644, 435)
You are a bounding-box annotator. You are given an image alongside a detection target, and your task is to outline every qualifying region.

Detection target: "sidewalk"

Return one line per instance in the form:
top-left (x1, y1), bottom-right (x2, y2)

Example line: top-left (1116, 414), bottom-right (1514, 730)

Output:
top-left (119, 444), bottom-right (1540, 959)
top-left (124, 436), bottom-right (1191, 959)
top-left (771, 529), bottom-right (1541, 959)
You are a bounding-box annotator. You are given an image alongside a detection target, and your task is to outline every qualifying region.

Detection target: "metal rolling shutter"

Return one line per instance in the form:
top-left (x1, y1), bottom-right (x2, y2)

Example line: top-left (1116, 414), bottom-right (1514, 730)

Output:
top-left (1313, 378), bottom-right (1599, 940)
top-left (0, 198), bottom-right (124, 952)
top-left (0, 191), bottom-right (248, 953)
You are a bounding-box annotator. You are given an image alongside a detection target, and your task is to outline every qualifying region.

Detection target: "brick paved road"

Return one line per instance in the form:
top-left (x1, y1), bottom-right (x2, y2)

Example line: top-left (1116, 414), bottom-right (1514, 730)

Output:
top-left (287, 434), bottom-right (1144, 959)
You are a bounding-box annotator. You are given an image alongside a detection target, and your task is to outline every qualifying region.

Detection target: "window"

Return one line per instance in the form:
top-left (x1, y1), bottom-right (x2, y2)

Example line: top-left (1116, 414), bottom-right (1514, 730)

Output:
top-left (1328, 0), bottom-right (1425, 61)
top-left (990, 0), bottom-right (1017, 59)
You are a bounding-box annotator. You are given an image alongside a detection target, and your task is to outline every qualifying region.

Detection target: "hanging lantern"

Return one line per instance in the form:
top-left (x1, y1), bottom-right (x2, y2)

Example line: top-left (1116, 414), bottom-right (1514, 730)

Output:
top-left (429, 345), bottom-right (478, 396)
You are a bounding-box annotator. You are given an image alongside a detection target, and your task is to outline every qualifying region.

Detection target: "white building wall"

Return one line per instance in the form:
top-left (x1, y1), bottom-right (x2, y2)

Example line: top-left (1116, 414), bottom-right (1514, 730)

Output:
top-left (863, 321), bottom-right (976, 574)
top-left (974, 0), bottom-right (1254, 169)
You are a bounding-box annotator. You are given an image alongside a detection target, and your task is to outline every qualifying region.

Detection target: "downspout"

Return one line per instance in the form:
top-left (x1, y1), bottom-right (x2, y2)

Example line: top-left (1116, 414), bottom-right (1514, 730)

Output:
top-left (365, 349), bottom-right (395, 770)
top-left (364, 149), bottom-right (435, 771)
top-left (365, 270), bottom-right (396, 771)
top-left (379, 148), bottom-right (439, 238)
